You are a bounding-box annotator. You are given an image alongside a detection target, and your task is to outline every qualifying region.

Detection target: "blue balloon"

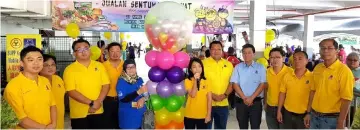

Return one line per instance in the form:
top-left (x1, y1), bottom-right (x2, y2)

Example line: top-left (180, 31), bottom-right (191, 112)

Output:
top-left (148, 66), bottom-right (166, 82)
top-left (166, 66), bottom-right (185, 84)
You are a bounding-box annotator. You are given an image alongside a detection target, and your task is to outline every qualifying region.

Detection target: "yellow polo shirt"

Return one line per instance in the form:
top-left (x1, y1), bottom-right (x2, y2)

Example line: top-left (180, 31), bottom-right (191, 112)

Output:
top-left (63, 60), bottom-right (110, 119)
top-left (266, 65), bottom-right (293, 106)
top-left (184, 78), bottom-right (211, 119)
top-left (203, 57), bottom-right (233, 106)
top-left (280, 70), bottom-right (313, 114)
top-left (51, 75), bottom-right (65, 129)
top-left (103, 60), bottom-right (124, 97)
top-left (4, 73), bottom-right (56, 128)
top-left (312, 60), bottom-right (354, 113)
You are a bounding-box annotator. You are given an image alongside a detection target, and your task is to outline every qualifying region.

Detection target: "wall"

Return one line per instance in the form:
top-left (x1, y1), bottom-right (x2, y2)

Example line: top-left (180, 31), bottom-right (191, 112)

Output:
top-left (1, 21), bottom-right (39, 36)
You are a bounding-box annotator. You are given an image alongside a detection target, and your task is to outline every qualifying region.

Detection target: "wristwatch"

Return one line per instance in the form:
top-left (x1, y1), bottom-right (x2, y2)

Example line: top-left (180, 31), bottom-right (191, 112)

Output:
top-left (89, 100), bottom-right (94, 107)
top-left (306, 111), bottom-right (310, 115)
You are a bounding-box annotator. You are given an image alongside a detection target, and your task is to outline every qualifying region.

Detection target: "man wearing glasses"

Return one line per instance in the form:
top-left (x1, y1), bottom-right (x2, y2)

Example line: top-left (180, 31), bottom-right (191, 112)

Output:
top-left (308, 39), bottom-right (354, 129)
top-left (63, 38), bottom-right (110, 129)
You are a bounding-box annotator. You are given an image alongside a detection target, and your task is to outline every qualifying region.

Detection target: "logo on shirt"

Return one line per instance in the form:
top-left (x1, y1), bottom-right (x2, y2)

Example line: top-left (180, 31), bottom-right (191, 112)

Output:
top-left (329, 75), bottom-right (333, 80)
top-left (118, 91), bottom-right (123, 97)
top-left (95, 67), bottom-right (98, 71)
top-left (306, 80), bottom-right (309, 84)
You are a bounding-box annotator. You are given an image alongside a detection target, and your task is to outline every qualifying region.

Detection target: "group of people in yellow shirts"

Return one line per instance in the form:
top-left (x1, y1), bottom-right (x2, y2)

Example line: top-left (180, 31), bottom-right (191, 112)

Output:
top-left (4, 38), bottom-right (355, 129)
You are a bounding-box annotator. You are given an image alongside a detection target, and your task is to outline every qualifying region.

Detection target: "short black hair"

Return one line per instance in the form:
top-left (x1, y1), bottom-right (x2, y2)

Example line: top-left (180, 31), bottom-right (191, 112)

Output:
top-left (242, 44), bottom-right (255, 53)
top-left (72, 37), bottom-right (90, 51)
top-left (20, 46), bottom-right (43, 61)
top-left (107, 42), bottom-right (122, 51)
top-left (97, 40), bottom-right (105, 48)
top-left (43, 54), bottom-right (57, 64)
top-left (228, 47), bottom-right (235, 55)
top-left (187, 58), bottom-right (206, 80)
top-left (209, 41), bottom-right (223, 49)
top-left (205, 49), bottom-right (210, 58)
top-left (319, 38), bottom-right (338, 50)
top-left (269, 47), bottom-right (286, 57)
top-left (339, 44), bottom-right (344, 49)
top-left (293, 50), bottom-right (308, 59)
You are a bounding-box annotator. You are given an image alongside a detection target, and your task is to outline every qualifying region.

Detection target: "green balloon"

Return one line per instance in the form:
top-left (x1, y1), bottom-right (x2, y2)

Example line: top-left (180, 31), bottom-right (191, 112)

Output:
top-left (178, 95), bottom-right (186, 105)
top-left (165, 95), bottom-right (182, 112)
top-left (145, 15), bottom-right (157, 25)
top-left (149, 95), bottom-right (164, 111)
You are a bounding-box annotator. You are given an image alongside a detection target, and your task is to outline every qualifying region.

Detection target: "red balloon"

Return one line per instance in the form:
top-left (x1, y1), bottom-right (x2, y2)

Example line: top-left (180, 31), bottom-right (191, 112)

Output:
top-left (151, 37), bottom-right (162, 49)
top-left (161, 36), bottom-right (176, 50)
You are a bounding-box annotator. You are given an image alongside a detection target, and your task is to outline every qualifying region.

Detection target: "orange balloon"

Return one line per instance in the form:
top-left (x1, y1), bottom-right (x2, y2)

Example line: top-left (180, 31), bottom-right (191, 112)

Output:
top-left (159, 33), bottom-right (168, 45)
top-left (168, 44), bottom-right (180, 54)
top-left (155, 123), bottom-right (165, 129)
top-left (162, 121), bottom-right (184, 129)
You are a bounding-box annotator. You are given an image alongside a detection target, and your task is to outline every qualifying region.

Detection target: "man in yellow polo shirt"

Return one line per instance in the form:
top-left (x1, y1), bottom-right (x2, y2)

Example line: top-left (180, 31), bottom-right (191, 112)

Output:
top-left (265, 48), bottom-right (293, 129)
top-left (102, 42), bottom-right (124, 129)
top-left (63, 38), bottom-right (110, 129)
top-left (307, 39), bottom-right (354, 129)
top-left (5, 46), bottom-right (57, 129)
top-left (277, 51), bottom-right (313, 129)
top-left (202, 41), bottom-right (233, 129)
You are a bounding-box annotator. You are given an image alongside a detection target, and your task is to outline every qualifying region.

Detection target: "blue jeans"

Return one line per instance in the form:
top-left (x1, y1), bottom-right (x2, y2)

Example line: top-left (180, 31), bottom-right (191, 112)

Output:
top-left (310, 113), bottom-right (338, 129)
top-left (207, 106), bottom-right (229, 129)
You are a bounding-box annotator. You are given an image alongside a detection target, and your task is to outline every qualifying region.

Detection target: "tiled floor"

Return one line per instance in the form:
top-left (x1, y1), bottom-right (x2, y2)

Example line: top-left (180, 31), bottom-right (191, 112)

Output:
top-left (64, 51), bottom-right (268, 129)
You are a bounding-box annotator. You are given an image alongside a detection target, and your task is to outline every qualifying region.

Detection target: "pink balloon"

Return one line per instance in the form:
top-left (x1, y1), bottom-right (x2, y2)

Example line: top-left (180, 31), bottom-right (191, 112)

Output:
top-left (174, 52), bottom-right (190, 68)
top-left (145, 50), bottom-right (158, 67)
top-left (156, 51), bottom-right (175, 70)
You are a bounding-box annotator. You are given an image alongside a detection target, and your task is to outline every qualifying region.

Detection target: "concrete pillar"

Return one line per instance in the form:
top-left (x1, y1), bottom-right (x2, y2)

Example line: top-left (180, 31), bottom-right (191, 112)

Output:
top-left (303, 15), bottom-right (314, 59)
top-left (249, 0), bottom-right (267, 58)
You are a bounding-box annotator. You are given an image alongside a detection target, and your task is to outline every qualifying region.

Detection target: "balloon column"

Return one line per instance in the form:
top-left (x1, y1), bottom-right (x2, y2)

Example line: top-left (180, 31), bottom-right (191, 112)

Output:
top-left (144, 1), bottom-right (193, 129)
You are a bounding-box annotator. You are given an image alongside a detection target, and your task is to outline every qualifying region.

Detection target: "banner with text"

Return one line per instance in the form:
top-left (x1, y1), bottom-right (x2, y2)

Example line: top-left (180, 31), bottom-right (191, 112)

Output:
top-left (6, 34), bottom-right (42, 81)
top-left (51, 0), bottom-right (234, 34)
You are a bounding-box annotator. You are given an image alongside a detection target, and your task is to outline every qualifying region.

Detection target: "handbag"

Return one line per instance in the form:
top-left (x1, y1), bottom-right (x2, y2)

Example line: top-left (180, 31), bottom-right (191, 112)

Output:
top-left (142, 94), bottom-right (155, 129)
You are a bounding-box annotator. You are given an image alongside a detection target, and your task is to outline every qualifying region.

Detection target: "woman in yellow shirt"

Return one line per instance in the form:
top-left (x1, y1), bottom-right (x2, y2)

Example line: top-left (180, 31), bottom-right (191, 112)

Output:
top-left (184, 58), bottom-right (212, 129)
top-left (40, 54), bottom-right (66, 129)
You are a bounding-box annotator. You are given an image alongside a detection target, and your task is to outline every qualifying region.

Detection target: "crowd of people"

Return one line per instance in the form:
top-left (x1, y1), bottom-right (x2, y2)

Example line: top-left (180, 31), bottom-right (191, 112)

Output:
top-left (3, 37), bottom-right (360, 129)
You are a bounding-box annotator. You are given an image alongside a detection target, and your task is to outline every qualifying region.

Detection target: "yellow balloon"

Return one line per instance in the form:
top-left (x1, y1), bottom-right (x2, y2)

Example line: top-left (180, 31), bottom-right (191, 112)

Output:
top-left (66, 23), bottom-right (80, 39)
top-left (170, 107), bottom-right (184, 123)
top-left (104, 32), bottom-right (112, 40)
top-left (263, 47), bottom-right (272, 60)
top-left (126, 34), bottom-right (131, 39)
top-left (265, 29), bottom-right (276, 43)
top-left (159, 33), bottom-right (168, 45)
top-left (256, 58), bottom-right (269, 68)
top-left (289, 55), bottom-right (294, 69)
top-left (155, 108), bottom-right (170, 126)
top-left (90, 46), bottom-right (101, 60)
top-left (120, 33), bottom-right (125, 39)
top-left (121, 41), bottom-right (127, 51)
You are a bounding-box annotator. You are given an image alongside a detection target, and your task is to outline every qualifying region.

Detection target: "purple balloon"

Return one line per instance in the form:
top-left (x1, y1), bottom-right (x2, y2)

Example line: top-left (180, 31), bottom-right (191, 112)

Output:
top-left (173, 81), bottom-right (186, 96)
top-left (156, 80), bottom-right (174, 98)
top-left (148, 67), bottom-right (166, 82)
top-left (146, 81), bottom-right (158, 95)
top-left (166, 66), bottom-right (185, 84)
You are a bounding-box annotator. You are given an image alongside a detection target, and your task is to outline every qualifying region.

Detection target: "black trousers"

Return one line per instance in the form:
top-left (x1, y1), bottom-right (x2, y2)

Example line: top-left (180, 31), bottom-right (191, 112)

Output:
top-left (280, 108), bottom-right (306, 129)
top-left (235, 97), bottom-right (263, 129)
top-left (103, 96), bottom-right (119, 129)
top-left (184, 117), bottom-right (208, 129)
top-left (71, 114), bottom-right (105, 129)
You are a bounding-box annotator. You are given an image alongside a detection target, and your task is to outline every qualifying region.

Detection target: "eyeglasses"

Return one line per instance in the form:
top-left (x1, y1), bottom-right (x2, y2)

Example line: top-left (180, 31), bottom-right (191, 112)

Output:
top-left (75, 47), bottom-right (89, 53)
top-left (347, 59), bottom-right (358, 62)
top-left (320, 47), bottom-right (336, 51)
top-left (44, 64), bottom-right (56, 68)
top-left (126, 66), bottom-right (136, 70)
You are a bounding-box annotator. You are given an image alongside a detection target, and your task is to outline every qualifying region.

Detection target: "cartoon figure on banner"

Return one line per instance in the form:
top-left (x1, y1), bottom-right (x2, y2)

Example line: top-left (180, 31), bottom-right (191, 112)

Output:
top-left (205, 7), bottom-right (217, 33)
top-left (194, 5), bottom-right (207, 32)
top-left (218, 6), bottom-right (232, 32)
